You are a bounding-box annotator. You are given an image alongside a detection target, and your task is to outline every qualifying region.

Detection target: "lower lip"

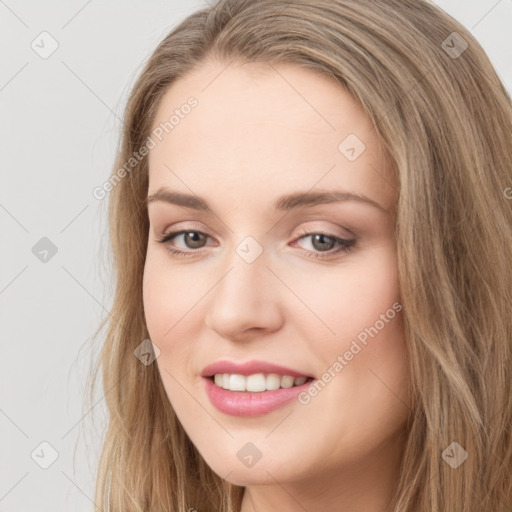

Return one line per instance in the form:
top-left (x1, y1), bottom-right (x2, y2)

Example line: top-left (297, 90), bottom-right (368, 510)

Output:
top-left (203, 377), bottom-right (313, 417)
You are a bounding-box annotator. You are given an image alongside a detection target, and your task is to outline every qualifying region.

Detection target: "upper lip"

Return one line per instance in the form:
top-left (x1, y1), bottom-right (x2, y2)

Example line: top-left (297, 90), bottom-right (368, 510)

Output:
top-left (201, 360), bottom-right (314, 379)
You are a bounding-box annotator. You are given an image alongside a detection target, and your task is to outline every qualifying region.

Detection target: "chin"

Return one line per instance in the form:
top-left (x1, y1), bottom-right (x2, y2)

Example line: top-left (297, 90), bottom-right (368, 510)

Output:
top-left (201, 450), bottom-right (306, 486)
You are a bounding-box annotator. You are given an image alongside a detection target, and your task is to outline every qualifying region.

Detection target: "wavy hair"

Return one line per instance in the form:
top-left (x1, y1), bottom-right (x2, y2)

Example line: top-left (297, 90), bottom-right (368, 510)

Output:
top-left (90, 0), bottom-right (512, 510)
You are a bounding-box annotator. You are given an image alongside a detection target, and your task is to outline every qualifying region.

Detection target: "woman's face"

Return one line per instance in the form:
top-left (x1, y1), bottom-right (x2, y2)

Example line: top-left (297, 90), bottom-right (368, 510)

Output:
top-left (143, 59), bottom-right (410, 491)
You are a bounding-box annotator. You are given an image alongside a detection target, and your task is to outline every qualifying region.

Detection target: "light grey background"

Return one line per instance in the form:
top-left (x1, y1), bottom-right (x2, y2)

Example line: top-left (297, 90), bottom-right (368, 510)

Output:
top-left (1, 1), bottom-right (511, 510)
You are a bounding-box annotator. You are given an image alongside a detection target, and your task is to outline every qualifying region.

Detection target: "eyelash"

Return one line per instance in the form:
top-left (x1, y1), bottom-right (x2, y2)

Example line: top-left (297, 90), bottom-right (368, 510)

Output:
top-left (155, 228), bottom-right (356, 260)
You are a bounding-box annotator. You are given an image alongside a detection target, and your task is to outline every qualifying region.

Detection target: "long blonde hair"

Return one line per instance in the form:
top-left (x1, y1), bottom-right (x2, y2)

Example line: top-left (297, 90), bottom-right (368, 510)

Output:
top-left (90, 0), bottom-right (512, 510)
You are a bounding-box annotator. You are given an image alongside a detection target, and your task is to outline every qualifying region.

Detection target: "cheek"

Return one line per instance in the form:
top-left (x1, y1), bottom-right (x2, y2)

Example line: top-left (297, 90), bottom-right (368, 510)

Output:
top-left (142, 253), bottom-right (197, 342)
top-left (142, 258), bottom-right (196, 409)
top-left (142, 251), bottom-right (213, 383)
top-left (290, 243), bottom-right (402, 344)
top-left (297, 243), bottom-right (409, 419)
top-left (142, 258), bottom-right (168, 340)
top-left (142, 255), bottom-right (202, 414)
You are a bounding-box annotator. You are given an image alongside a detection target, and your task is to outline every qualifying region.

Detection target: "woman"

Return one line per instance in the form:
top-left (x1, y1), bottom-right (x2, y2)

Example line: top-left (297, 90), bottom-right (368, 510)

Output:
top-left (90, 0), bottom-right (512, 510)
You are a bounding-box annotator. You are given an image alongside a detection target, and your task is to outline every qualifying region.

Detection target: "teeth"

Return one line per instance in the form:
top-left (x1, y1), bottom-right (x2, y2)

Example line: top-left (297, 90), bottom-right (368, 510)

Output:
top-left (212, 373), bottom-right (309, 392)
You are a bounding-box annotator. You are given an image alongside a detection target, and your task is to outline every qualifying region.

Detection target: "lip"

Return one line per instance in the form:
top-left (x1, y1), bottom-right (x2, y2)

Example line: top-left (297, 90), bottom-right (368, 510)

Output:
top-left (203, 376), bottom-right (314, 417)
top-left (200, 359), bottom-right (314, 379)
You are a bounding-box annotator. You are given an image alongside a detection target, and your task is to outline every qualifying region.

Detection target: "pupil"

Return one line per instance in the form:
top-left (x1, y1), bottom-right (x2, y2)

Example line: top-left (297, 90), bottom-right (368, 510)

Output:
top-left (313, 234), bottom-right (334, 251)
top-left (186, 232), bottom-right (204, 248)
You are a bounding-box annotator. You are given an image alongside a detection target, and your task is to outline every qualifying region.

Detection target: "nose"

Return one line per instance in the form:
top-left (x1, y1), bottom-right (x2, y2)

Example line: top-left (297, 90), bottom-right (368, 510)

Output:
top-left (204, 246), bottom-right (284, 341)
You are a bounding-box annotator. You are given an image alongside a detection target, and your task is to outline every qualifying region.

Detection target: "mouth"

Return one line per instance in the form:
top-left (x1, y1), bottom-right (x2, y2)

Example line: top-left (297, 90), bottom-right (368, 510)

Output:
top-left (203, 374), bottom-right (316, 417)
top-left (206, 373), bottom-right (316, 392)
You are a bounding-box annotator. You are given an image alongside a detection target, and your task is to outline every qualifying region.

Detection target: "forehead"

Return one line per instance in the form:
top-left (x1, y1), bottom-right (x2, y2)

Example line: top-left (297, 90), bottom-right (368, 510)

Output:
top-left (147, 59), bottom-right (396, 215)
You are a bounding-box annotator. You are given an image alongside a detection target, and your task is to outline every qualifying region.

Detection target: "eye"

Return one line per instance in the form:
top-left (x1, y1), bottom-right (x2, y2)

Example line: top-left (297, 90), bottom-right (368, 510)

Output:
top-left (155, 228), bottom-right (356, 259)
top-left (156, 230), bottom-right (212, 257)
top-left (292, 230), bottom-right (356, 259)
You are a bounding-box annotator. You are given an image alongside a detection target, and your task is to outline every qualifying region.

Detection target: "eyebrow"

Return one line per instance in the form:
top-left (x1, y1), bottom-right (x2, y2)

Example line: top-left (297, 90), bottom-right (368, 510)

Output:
top-left (146, 187), bottom-right (388, 214)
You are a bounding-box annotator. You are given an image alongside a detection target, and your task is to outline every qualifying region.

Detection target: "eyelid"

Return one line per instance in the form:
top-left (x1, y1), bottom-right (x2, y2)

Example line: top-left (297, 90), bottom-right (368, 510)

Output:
top-left (294, 222), bottom-right (354, 240)
top-left (156, 221), bottom-right (357, 262)
top-left (157, 221), bottom-right (353, 244)
top-left (156, 221), bottom-right (211, 239)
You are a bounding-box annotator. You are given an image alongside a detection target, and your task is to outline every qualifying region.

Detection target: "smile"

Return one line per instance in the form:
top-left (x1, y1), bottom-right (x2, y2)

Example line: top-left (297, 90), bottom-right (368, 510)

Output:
top-left (212, 372), bottom-right (310, 392)
top-left (203, 374), bottom-right (315, 417)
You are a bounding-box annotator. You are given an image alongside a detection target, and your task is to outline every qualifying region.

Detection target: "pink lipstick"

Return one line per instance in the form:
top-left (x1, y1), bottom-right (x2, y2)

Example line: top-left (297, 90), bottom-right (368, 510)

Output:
top-left (201, 360), bottom-right (315, 417)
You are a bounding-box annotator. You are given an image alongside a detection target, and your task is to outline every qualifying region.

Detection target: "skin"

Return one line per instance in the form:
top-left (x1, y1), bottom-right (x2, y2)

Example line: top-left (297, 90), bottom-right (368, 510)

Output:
top-left (143, 58), bottom-right (411, 512)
